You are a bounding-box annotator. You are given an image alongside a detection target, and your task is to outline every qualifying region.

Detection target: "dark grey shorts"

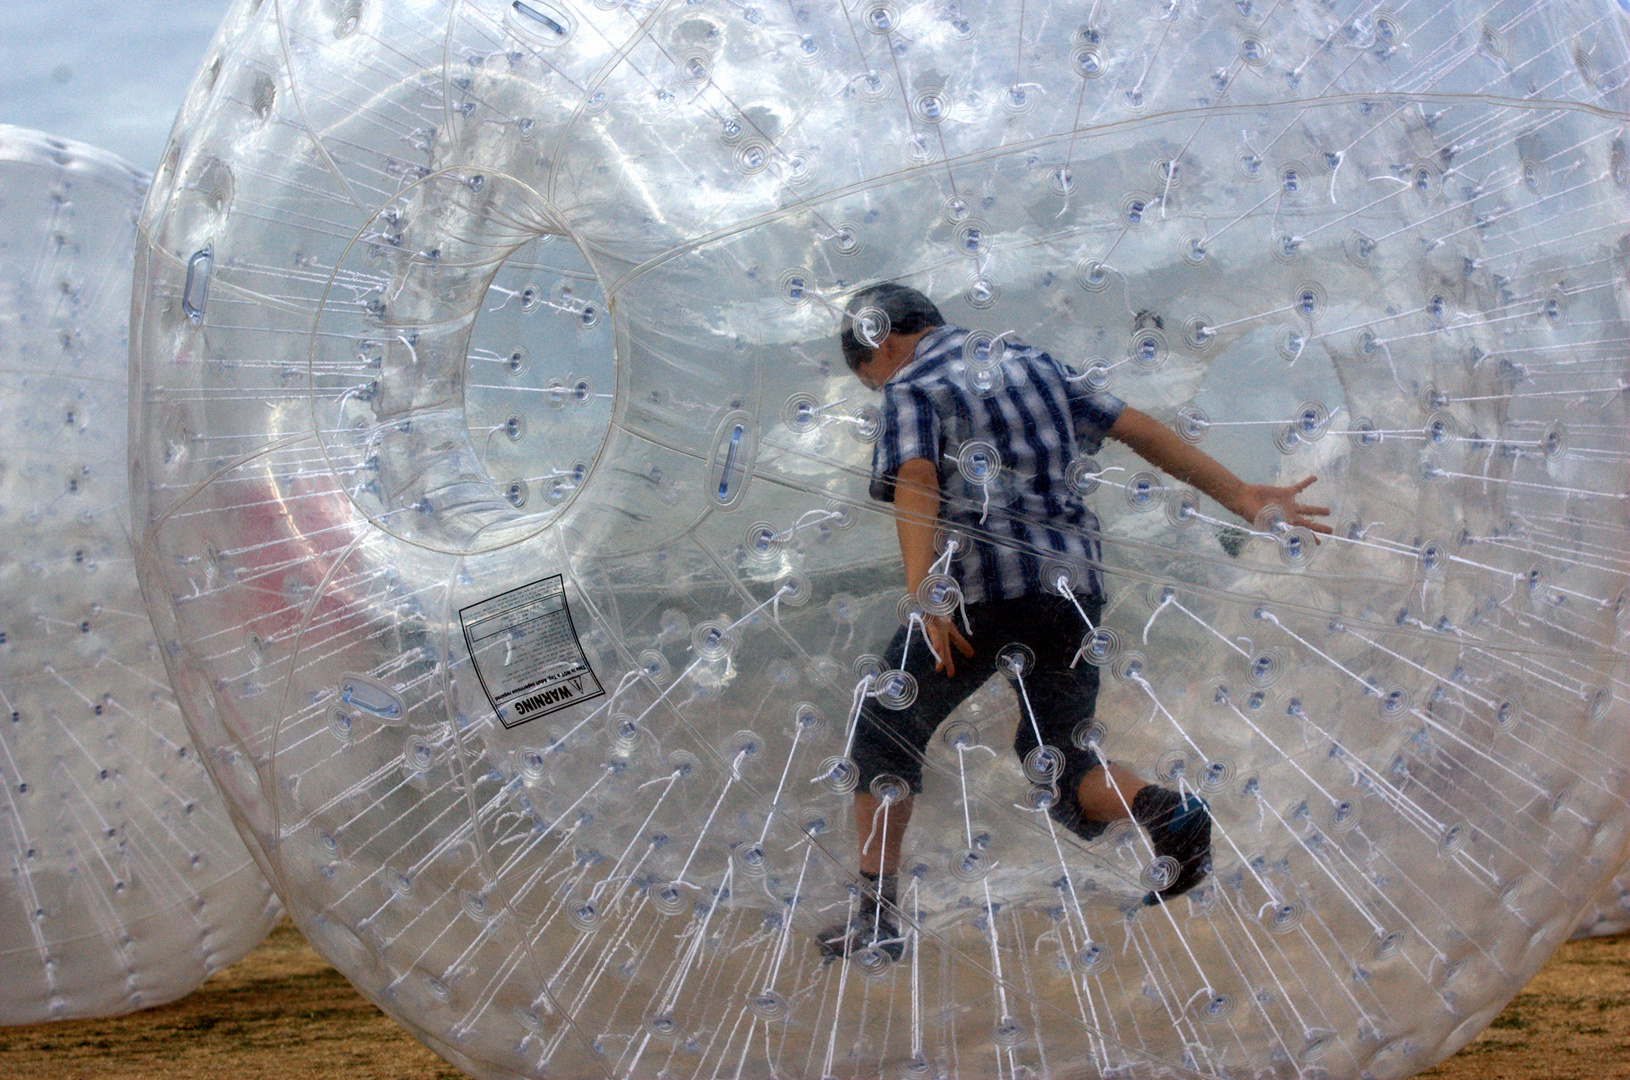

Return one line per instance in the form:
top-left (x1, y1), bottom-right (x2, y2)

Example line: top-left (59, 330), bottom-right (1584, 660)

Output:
top-left (851, 591), bottom-right (1105, 811)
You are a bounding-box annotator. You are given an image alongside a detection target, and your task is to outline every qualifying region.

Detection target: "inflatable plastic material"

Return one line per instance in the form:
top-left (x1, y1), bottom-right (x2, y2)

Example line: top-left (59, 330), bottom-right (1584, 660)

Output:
top-left (132, 3), bottom-right (1630, 1077)
top-left (0, 124), bottom-right (278, 1025)
top-left (1573, 869), bottom-right (1630, 937)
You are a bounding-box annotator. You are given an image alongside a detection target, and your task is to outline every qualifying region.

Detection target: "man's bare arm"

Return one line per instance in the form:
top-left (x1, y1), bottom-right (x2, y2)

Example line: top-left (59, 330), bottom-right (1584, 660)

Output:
top-left (1108, 406), bottom-right (1331, 533)
top-left (893, 457), bottom-right (975, 674)
top-left (892, 458), bottom-right (943, 595)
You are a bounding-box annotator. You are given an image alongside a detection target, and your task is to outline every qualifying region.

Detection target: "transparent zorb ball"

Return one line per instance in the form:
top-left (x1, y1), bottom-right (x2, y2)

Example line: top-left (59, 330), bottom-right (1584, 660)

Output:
top-left (132, 3), bottom-right (1630, 1078)
top-left (0, 125), bottom-right (277, 1025)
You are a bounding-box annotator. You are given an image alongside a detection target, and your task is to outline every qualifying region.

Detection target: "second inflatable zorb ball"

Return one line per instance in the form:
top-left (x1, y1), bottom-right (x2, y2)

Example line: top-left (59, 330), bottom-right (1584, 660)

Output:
top-left (1574, 869), bottom-right (1630, 937)
top-left (0, 125), bottom-right (279, 1024)
top-left (132, 2), bottom-right (1630, 1078)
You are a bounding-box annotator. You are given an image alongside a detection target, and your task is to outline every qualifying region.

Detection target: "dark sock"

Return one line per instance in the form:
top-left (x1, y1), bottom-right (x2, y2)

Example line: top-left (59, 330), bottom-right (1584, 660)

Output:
top-left (818, 871), bottom-right (904, 960)
top-left (860, 869), bottom-right (898, 915)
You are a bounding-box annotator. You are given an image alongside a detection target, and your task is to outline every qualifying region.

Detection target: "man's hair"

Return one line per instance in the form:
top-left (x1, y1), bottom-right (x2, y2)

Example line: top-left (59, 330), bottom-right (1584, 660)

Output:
top-left (839, 283), bottom-right (945, 371)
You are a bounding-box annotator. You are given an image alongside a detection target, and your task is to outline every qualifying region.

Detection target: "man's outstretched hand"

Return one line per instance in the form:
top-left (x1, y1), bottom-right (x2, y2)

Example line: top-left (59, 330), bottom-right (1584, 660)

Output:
top-left (1109, 409), bottom-right (1333, 538)
top-left (1235, 475), bottom-right (1332, 535)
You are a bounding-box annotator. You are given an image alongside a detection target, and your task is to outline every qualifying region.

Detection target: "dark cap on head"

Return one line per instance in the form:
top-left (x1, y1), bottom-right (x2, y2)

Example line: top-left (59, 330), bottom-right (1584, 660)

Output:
top-left (839, 283), bottom-right (944, 371)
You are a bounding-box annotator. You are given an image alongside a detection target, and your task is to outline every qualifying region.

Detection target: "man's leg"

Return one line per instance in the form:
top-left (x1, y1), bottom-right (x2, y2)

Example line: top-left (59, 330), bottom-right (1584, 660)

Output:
top-left (820, 607), bottom-right (995, 959)
top-left (815, 789), bottom-right (916, 961)
top-left (1072, 762), bottom-right (1146, 821)
top-left (1001, 592), bottom-right (1116, 837)
top-left (818, 789), bottom-right (918, 960)
top-left (1003, 592), bottom-right (1212, 905)
top-left (855, 789), bottom-right (913, 876)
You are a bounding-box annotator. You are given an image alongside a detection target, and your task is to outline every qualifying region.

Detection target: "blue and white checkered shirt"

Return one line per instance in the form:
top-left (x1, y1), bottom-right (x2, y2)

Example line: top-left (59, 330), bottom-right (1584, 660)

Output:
top-left (869, 324), bottom-right (1125, 604)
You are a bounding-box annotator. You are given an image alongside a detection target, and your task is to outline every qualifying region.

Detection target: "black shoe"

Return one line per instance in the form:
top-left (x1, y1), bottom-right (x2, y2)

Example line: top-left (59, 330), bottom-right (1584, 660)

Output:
top-left (1139, 790), bottom-right (1212, 905)
top-left (816, 912), bottom-right (905, 960)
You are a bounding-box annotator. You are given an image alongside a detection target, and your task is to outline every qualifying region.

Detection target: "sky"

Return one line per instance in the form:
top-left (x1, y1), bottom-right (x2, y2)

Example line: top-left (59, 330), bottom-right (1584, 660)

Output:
top-left (0, 0), bottom-right (230, 174)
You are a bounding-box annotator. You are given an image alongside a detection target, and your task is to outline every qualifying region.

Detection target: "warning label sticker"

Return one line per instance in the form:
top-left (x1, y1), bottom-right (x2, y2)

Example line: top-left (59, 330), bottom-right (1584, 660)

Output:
top-left (459, 575), bottom-right (605, 729)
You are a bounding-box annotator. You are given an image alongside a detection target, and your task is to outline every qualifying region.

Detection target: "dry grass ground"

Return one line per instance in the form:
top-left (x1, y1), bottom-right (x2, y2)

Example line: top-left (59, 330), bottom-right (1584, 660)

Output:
top-left (0, 919), bottom-right (1624, 1079)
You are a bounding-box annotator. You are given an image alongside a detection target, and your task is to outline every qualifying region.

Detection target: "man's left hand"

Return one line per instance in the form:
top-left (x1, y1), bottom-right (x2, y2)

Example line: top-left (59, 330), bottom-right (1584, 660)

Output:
top-left (925, 613), bottom-right (975, 676)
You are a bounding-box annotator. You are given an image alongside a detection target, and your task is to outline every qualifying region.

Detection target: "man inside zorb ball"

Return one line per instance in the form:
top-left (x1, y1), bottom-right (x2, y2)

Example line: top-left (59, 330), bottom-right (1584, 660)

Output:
top-left (824, 284), bottom-right (1331, 959)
